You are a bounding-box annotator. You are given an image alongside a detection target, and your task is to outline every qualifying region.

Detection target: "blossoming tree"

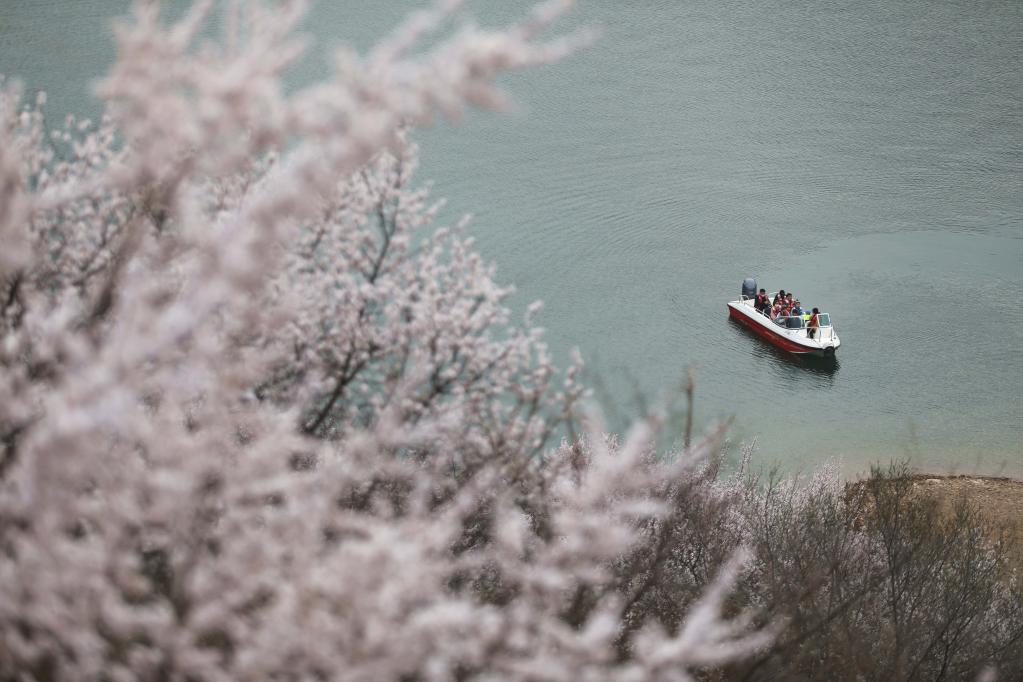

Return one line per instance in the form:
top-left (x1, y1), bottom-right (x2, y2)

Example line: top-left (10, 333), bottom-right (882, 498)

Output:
top-left (0, 2), bottom-right (772, 679)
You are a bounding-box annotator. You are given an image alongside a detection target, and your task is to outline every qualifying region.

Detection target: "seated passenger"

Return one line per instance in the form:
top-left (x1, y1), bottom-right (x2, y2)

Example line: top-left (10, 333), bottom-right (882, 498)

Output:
top-left (754, 288), bottom-right (769, 312)
top-left (785, 293), bottom-right (794, 309)
top-left (773, 289), bottom-right (786, 307)
top-left (791, 300), bottom-right (803, 317)
top-left (770, 303), bottom-right (782, 320)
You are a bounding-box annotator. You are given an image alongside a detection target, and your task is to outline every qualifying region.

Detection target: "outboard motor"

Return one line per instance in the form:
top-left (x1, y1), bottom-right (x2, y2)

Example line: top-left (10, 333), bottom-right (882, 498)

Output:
top-left (741, 277), bottom-right (757, 301)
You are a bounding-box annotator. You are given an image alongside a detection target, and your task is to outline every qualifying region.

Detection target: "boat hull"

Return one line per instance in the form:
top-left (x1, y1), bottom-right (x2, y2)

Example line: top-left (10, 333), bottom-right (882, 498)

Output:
top-left (727, 301), bottom-right (839, 357)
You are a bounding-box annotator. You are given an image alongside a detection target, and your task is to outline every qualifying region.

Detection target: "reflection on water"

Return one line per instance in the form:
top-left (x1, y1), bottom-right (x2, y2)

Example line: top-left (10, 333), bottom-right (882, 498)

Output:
top-left (727, 317), bottom-right (839, 381)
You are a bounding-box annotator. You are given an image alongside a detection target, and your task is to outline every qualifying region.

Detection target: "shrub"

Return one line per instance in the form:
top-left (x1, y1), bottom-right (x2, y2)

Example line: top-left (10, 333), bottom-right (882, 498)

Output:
top-left (0, 3), bottom-right (771, 679)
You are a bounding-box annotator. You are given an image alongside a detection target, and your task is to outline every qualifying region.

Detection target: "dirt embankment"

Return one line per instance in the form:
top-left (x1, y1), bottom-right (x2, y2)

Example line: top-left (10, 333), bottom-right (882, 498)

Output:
top-left (906, 474), bottom-right (1023, 546)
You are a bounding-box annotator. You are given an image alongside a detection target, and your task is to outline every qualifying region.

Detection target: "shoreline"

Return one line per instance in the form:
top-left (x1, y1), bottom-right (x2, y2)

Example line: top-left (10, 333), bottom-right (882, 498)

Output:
top-left (851, 473), bottom-right (1023, 548)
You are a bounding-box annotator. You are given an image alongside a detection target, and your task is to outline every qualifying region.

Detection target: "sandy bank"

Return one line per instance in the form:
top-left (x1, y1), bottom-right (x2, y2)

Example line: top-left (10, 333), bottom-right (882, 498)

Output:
top-left (847, 474), bottom-right (1023, 551)
top-left (907, 474), bottom-right (1023, 543)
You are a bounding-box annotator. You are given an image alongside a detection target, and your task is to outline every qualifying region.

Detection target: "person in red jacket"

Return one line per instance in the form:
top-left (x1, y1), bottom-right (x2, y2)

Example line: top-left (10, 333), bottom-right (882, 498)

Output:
top-left (754, 288), bottom-right (769, 312)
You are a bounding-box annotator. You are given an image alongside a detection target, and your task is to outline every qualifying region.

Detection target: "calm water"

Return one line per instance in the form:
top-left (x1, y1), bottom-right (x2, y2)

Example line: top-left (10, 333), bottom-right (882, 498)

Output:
top-left (2, 1), bottom-right (1021, 476)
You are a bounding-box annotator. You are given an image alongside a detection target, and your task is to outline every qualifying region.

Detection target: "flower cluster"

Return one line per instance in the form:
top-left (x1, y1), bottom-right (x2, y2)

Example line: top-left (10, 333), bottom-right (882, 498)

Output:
top-left (0, 2), bottom-right (770, 680)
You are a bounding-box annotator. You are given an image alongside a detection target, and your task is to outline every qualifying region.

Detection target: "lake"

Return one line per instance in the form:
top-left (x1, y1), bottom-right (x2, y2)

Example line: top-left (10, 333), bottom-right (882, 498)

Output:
top-left (2, 0), bottom-right (1021, 476)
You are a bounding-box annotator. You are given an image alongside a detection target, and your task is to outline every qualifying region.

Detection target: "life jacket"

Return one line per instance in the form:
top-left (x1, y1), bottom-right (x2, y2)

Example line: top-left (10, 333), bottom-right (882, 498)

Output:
top-left (808, 313), bottom-right (819, 327)
top-left (755, 293), bottom-right (768, 309)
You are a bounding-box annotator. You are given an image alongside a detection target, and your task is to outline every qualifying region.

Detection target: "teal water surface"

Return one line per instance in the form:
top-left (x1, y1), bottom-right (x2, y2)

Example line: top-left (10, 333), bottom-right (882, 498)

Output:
top-left (2, 0), bottom-right (1021, 476)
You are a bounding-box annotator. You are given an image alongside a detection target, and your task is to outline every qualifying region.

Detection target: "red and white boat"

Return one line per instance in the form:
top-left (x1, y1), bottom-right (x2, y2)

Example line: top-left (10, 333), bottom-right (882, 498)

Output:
top-left (727, 279), bottom-right (840, 356)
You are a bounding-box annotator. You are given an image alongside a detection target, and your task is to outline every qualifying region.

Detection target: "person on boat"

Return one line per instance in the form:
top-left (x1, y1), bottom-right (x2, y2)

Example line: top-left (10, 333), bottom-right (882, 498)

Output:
top-left (773, 289), bottom-right (786, 307)
top-left (770, 303), bottom-right (782, 320)
top-left (791, 300), bottom-right (803, 317)
top-left (785, 293), bottom-right (794, 309)
top-left (754, 288), bottom-right (769, 312)
top-left (807, 307), bottom-right (820, 339)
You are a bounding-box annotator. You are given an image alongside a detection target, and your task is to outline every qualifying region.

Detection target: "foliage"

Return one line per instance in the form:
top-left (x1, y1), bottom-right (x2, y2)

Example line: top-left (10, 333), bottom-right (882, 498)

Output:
top-left (730, 462), bottom-right (1023, 681)
top-left (0, 2), bottom-right (772, 680)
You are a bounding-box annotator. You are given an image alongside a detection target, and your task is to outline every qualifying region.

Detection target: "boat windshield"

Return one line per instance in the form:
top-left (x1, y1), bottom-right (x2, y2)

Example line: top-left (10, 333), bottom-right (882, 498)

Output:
top-left (817, 313), bottom-right (831, 327)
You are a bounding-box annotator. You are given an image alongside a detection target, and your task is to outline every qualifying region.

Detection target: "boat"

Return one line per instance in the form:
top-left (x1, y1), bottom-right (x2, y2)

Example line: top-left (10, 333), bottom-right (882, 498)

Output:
top-left (727, 278), bottom-right (840, 356)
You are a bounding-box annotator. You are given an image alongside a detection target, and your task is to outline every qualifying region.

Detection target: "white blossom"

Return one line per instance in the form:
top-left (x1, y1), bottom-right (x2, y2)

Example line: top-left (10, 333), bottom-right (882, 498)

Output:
top-left (0, 2), bottom-right (770, 679)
